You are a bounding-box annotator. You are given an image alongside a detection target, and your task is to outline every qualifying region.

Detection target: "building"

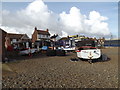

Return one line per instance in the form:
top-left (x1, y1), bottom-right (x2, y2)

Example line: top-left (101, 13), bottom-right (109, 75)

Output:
top-left (58, 35), bottom-right (97, 48)
top-left (0, 28), bottom-right (7, 61)
top-left (50, 34), bottom-right (61, 47)
top-left (69, 35), bottom-right (87, 42)
top-left (104, 38), bottom-right (120, 47)
top-left (58, 36), bottom-right (75, 48)
top-left (5, 33), bottom-right (31, 50)
top-left (50, 34), bottom-right (58, 42)
top-left (32, 27), bottom-right (51, 49)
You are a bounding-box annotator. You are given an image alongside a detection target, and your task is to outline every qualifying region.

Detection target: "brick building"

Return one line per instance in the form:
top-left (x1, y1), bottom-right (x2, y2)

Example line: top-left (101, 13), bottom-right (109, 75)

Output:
top-left (32, 27), bottom-right (51, 49)
top-left (5, 33), bottom-right (31, 50)
top-left (104, 38), bottom-right (120, 47)
top-left (0, 28), bottom-right (7, 61)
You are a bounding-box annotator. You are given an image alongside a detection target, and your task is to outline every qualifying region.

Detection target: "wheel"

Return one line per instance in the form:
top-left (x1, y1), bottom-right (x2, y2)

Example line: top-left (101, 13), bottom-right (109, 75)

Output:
top-left (101, 54), bottom-right (108, 61)
top-left (70, 58), bottom-right (79, 61)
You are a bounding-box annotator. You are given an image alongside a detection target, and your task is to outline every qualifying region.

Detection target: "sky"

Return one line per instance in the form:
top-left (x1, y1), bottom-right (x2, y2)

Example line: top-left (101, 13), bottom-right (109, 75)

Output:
top-left (1, 0), bottom-right (118, 39)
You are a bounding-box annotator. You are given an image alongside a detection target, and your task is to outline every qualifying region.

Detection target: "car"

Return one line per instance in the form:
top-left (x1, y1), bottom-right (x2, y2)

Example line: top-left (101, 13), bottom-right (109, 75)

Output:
top-left (76, 46), bottom-right (101, 63)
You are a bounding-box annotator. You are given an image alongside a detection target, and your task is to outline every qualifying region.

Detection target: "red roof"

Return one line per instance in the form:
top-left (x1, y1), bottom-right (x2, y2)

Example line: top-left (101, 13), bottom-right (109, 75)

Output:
top-left (36, 30), bottom-right (50, 35)
top-left (6, 33), bottom-right (25, 39)
top-left (6, 33), bottom-right (30, 40)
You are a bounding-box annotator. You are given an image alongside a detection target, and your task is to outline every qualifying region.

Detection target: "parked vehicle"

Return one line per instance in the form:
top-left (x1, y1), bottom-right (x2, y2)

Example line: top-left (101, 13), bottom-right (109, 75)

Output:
top-left (56, 50), bottom-right (66, 56)
top-left (62, 47), bottom-right (76, 52)
top-left (41, 46), bottom-right (48, 50)
top-left (46, 47), bottom-right (66, 56)
top-left (76, 46), bottom-right (101, 63)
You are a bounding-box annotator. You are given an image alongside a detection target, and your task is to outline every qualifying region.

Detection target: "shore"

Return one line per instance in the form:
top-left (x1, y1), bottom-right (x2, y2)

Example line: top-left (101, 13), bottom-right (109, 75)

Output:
top-left (2, 47), bottom-right (119, 88)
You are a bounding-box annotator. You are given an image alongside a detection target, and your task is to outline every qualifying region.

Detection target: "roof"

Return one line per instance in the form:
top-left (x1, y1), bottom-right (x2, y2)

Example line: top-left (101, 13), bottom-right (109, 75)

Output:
top-left (78, 39), bottom-right (95, 42)
top-left (0, 28), bottom-right (7, 34)
top-left (21, 34), bottom-right (30, 40)
top-left (50, 34), bottom-right (58, 39)
top-left (59, 37), bottom-right (69, 41)
top-left (6, 33), bottom-right (29, 40)
top-left (36, 30), bottom-right (50, 35)
top-left (106, 38), bottom-right (120, 40)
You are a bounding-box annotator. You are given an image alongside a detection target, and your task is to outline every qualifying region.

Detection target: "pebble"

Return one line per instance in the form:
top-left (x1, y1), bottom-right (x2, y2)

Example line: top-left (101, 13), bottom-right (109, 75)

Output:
top-left (2, 48), bottom-right (118, 88)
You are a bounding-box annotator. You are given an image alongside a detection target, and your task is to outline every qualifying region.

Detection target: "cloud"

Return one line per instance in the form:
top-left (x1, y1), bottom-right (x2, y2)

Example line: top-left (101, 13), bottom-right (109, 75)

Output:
top-left (60, 8), bottom-right (110, 37)
top-left (89, 11), bottom-right (108, 21)
top-left (84, 11), bottom-right (110, 36)
top-left (59, 7), bottom-right (85, 34)
top-left (1, 0), bottom-right (111, 38)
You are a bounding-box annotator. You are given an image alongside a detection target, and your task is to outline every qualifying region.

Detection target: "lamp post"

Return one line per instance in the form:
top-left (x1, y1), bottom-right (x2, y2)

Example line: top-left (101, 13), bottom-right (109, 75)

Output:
top-left (110, 32), bottom-right (113, 47)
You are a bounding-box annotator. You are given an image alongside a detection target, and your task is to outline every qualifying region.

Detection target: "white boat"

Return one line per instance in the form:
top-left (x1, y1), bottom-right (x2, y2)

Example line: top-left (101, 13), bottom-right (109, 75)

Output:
top-left (63, 47), bottom-right (76, 51)
top-left (76, 46), bottom-right (101, 63)
top-left (19, 48), bottom-right (38, 55)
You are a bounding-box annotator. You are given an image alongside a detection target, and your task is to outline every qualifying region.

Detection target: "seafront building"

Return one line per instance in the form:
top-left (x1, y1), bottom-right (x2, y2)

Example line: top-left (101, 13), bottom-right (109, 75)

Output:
top-left (0, 28), bottom-right (7, 61)
top-left (0, 28), bottom-right (31, 61)
top-left (5, 33), bottom-right (31, 50)
top-left (32, 27), bottom-right (51, 50)
top-left (1, 27), bottom-right (119, 62)
top-left (104, 38), bottom-right (120, 47)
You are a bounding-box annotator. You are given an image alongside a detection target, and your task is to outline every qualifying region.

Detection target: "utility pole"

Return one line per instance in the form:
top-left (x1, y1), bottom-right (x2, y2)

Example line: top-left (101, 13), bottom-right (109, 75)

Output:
top-left (110, 32), bottom-right (113, 47)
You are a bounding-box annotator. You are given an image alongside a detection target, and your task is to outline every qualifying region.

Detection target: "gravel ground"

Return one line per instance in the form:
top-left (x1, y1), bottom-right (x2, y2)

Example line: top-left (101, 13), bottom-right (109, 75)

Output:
top-left (2, 48), bottom-right (119, 88)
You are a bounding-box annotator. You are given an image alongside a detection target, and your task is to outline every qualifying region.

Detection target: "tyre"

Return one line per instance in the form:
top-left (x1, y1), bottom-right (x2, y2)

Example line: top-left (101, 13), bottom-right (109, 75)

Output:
top-left (98, 55), bottom-right (102, 62)
top-left (101, 54), bottom-right (108, 61)
top-left (98, 54), bottom-right (109, 62)
top-left (70, 58), bottom-right (79, 61)
top-left (56, 50), bottom-right (66, 56)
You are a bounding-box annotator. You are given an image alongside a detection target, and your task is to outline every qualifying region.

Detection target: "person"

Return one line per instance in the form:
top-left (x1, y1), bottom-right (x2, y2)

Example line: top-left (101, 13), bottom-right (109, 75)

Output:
top-left (28, 47), bottom-right (32, 57)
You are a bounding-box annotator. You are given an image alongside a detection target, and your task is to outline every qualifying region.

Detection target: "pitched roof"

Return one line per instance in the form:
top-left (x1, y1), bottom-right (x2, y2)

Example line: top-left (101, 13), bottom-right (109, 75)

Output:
top-left (6, 33), bottom-right (29, 39)
top-left (0, 28), bottom-right (7, 34)
top-left (21, 34), bottom-right (30, 40)
top-left (50, 34), bottom-right (58, 39)
top-left (36, 30), bottom-right (50, 35)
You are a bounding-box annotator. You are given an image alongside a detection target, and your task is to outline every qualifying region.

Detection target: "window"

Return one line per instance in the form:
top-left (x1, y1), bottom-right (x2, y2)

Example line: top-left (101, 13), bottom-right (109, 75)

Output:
top-left (47, 35), bottom-right (50, 38)
top-left (38, 34), bottom-right (41, 39)
top-left (38, 34), bottom-right (50, 38)
top-left (39, 35), bottom-right (41, 38)
top-left (12, 39), bottom-right (17, 43)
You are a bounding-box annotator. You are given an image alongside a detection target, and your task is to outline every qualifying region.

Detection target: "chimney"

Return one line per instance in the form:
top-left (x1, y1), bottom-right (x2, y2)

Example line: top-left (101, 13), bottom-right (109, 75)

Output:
top-left (46, 29), bottom-right (49, 32)
top-left (35, 27), bottom-right (37, 30)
